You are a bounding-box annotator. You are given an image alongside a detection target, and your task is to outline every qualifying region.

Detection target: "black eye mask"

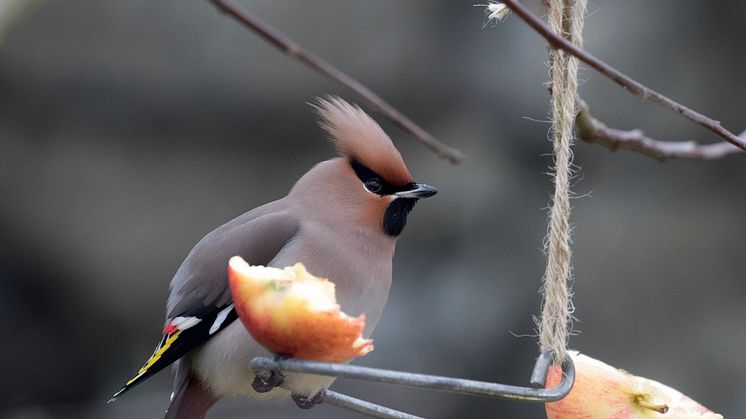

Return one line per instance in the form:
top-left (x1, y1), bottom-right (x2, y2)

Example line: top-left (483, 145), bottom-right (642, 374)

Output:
top-left (349, 159), bottom-right (412, 196)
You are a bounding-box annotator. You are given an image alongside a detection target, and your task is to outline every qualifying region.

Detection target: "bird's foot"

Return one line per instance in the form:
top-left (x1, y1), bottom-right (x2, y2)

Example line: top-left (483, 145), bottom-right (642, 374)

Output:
top-left (251, 370), bottom-right (284, 393)
top-left (291, 391), bottom-right (325, 409)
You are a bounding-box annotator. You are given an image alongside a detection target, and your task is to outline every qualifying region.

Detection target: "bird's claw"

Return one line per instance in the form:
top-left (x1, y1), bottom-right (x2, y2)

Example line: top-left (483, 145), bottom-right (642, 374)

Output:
top-left (291, 391), bottom-right (325, 409)
top-left (251, 370), bottom-right (284, 393)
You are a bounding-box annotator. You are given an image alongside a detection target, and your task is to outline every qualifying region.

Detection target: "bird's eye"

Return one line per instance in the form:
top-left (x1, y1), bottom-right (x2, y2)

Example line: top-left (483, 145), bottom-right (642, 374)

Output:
top-left (364, 178), bottom-right (382, 193)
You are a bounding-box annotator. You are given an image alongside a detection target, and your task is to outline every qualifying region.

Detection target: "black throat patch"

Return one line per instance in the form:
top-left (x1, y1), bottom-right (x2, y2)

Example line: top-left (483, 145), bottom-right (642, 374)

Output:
top-left (383, 198), bottom-right (417, 237)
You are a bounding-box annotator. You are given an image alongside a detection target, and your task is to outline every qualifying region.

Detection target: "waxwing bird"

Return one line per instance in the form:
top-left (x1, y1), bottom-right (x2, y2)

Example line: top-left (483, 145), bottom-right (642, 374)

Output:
top-left (110, 96), bottom-right (437, 418)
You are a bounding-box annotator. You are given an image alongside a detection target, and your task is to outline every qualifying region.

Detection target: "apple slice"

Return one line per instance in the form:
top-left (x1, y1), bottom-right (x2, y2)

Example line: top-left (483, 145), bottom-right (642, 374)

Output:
top-left (546, 351), bottom-right (721, 418)
top-left (228, 256), bottom-right (373, 363)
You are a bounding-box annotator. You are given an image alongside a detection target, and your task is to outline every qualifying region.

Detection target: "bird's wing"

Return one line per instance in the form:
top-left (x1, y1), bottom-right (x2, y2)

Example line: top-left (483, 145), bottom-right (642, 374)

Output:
top-left (110, 204), bottom-right (300, 401)
top-left (109, 303), bottom-right (239, 402)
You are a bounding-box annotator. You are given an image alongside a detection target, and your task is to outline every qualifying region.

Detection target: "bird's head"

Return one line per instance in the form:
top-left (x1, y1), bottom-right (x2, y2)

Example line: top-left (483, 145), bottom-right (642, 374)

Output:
top-left (289, 96), bottom-right (437, 237)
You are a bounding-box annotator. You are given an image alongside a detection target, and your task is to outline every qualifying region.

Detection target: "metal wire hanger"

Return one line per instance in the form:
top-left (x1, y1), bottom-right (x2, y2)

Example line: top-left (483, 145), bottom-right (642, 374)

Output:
top-left (248, 350), bottom-right (575, 419)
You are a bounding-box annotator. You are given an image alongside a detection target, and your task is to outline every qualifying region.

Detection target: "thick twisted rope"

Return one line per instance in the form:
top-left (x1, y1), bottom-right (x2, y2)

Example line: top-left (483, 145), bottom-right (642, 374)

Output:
top-left (538, 0), bottom-right (587, 365)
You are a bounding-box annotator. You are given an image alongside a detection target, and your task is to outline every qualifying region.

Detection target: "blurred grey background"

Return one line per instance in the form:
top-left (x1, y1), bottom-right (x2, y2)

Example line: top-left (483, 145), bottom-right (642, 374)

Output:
top-left (1, 0), bottom-right (744, 418)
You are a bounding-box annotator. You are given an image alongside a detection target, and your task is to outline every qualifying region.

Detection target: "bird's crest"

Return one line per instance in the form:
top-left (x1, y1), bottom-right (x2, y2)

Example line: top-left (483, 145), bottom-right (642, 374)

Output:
top-left (313, 96), bottom-right (413, 186)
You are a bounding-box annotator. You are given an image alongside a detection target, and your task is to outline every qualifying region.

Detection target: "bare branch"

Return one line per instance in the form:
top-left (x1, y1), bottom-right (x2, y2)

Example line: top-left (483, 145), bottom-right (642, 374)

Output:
top-left (500, 0), bottom-right (746, 153)
top-left (209, 0), bottom-right (465, 165)
top-left (576, 100), bottom-right (744, 161)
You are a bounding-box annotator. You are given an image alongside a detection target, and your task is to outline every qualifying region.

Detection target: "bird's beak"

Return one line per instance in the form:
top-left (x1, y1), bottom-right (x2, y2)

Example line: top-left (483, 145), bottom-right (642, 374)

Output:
top-left (394, 183), bottom-right (438, 199)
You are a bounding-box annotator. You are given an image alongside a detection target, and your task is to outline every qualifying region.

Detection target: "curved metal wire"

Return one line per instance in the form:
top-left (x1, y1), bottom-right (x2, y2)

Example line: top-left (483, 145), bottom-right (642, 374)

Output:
top-left (250, 350), bottom-right (574, 418)
top-left (323, 390), bottom-right (423, 419)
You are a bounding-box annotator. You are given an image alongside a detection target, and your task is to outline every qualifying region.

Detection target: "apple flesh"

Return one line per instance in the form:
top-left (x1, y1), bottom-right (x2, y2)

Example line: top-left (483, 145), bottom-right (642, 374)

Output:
top-left (228, 256), bottom-right (373, 363)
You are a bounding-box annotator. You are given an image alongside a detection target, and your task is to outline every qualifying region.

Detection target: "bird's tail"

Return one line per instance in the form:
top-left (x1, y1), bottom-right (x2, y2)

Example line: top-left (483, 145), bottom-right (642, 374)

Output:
top-left (164, 365), bottom-right (219, 419)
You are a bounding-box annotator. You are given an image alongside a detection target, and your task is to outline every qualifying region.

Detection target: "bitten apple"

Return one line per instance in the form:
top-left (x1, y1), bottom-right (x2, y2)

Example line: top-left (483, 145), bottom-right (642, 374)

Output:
top-left (228, 256), bottom-right (373, 363)
top-left (545, 351), bottom-right (721, 419)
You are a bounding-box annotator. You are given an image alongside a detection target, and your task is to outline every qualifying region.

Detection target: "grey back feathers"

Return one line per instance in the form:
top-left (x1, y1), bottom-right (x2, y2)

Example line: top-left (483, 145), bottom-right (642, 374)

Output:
top-left (167, 200), bottom-right (299, 318)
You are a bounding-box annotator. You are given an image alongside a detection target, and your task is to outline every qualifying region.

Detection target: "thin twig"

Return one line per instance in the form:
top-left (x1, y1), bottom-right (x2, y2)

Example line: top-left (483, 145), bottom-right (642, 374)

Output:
top-left (500, 0), bottom-right (746, 153)
top-left (576, 100), bottom-right (744, 161)
top-left (209, 0), bottom-right (465, 165)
